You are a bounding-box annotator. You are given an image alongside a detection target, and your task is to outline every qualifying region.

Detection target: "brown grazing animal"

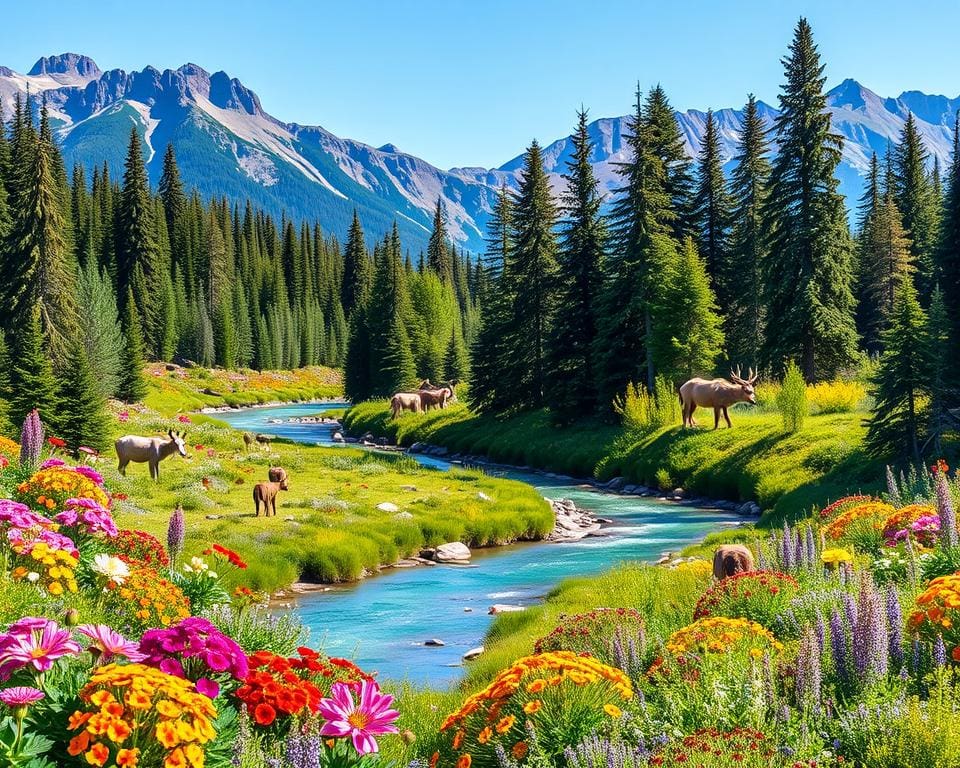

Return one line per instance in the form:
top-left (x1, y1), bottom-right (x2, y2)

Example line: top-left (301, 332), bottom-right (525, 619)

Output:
top-left (712, 544), bottom-right (756, 579)
top-left (255, 433), bottom-right (273, 447)
top-left (390, 392), bottom-right (423, 418)
top-left (679, 368), bottom-right (758, 429)
top-left (418, 386), bottom-right (452, 411)
top-left (242, 432), bottom-right (255, 451)
top-left (115, 430), bottom-right (188, 480)
top-left (253, 467), bottom-right (289, 517)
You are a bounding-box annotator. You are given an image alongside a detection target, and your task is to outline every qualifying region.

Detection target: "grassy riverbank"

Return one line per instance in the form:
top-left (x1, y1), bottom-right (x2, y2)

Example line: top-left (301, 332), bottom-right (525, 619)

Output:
top-left (343, 400), bottom-right (882, 523)
top-left (102, 370), bottom-right (552, 592)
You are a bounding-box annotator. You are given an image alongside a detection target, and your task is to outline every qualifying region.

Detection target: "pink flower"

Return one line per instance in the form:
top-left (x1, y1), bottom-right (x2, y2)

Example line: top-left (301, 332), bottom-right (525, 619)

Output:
top-left (0, 686), bottom-right (44, 707)
top-left (118, 411), bottom-right (129, 423)
top-left (206, 449), bottom-right (216, 458)
top-left (318, 680), bottom-right (399, 755)
top-left (0, 618), bottom-right (80, 679)
top-left (76, 625), bottom-right (146, 663)
top-left (178, 415), bottom-right (192, 424)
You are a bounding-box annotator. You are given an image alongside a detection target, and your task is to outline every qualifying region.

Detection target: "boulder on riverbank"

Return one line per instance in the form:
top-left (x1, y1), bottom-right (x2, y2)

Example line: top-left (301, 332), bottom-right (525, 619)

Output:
top-left (433, 542), bottom-right (472, 563)
top-left (489, 604), bottom-right (525, 614)
top-left (546, 498), bottom-right (602, 542)
top-left (463, 646), bottom-right (484, 661)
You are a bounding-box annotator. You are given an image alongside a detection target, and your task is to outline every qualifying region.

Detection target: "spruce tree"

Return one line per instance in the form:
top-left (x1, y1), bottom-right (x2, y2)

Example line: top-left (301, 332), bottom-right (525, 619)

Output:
top-left (726, 95), bottom-right (771, 370)
top-left (367, 225), bottom-right (414, 396)
top-left (116, 128), bottom-right (156, 319)
top-left (762, 18), bottom-right (858, 380)
top-left (77, 260), bottom-right (124, 398)
top-left (7, 304), bottom-right (60, 431)
top-left (894, 113), bottom-right (939, 300)
top-left (926, 286), bottom-right (955, 456)
top-left (692, 110), bottom-right (733, 303)
top-left (58, 340), bottom-right (110, 453)
top-left (444, 325), bottom-right (470, 383)
top-left (118, 288), bottom-right (148, 403)
top-left (865, 279), bottom-right (929, 461)
top-left (341, 211), bottom-right (370, 317)
top-left (937, 112), bottom-right (960, 373)
top-left (655, 237), bottom-right (724, 382)
top-left (595, 87), bottom-right (674, 407)
top-left (506, 141), bottom-right (559, 410)
top-left (645, 85), bottom-right (695, 240)
top-left (547, 109), bottom-right (607, 422)
top-left (426, 199), bottom-right (453, 283)
top-left (378, 308), bottom-right (417, 395)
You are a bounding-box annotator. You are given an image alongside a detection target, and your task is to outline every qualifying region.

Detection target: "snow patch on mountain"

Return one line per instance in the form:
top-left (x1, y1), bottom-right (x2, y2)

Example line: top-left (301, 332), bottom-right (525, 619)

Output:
top-left (127, 101), bottom-right (159, 163)
top-left (237, 147), bottom-right (279, 186)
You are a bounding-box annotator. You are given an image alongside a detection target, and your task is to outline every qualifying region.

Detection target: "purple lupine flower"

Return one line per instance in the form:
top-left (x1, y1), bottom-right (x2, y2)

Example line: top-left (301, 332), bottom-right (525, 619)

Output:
top-left (886, 465), bottom-right (901, 507)
top-left (805, 525), bottom-right (817, 569)
top-left (796, 626), bottom-right (821, 708)
top-left (886, 585), bottom-right (904, 670)
top-left (854, 577), bottom-right (888, 681)
top-left (911, 636), bottom-right (921, 675)
top-left (830, 608), bottom-right (849, 689)
top-left (934, 634), bottom-right (948, 668)
top-left (937, 473), bottom-right (958, 548)
top-left (794, 534), bottom-right (804, 570)
top-left (815, 614), bottom-right (826, 656)
top-left (782, 523), bottom-right (794, 571)
top-left (167, 505), bottom-right (185, 565)
top-left (843, 591), bottom-right (858, 633)
top-left (757, 545), bottom-right (770, 571)
top-left (19, 409), bottom-right (43, 469)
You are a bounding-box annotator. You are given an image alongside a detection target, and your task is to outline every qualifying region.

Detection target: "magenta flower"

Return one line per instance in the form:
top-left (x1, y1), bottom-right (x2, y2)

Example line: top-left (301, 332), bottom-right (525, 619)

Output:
top-left (74, 465), bottom-right (105, 488)
top-left (0, 618), bottom-right (80, 679)
top-left (0, 687), bottom-right (44, 707)
top-left (39, 458), bottom-right (65, 469)
top-left (318, 680), bottom-right (399, 755)
top-left (76, 625), bottom-right (146, 663)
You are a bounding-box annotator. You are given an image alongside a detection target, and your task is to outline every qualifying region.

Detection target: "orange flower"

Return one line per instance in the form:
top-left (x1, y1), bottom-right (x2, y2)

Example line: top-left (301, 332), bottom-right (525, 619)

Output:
top-left (457, 755), bottom-right (472, 768)
top-left (523, 700), bottom-right (541, 714)
top-left (453, 729), bottom-right (465, 749)
top-left (512, 742), bottom-right (529, 760)
top-left (117, 748), bottom-right (140, 767)
top-left (68, 732), bottom-right (91, 756)
top-left (477, 726), bottom-right (493, 744)
top-left (430, 752), bottom-right (440, 768)
top-left (495, 715), bottom-right (516, 734)
top-left (85, 743), bottom-right (110, 767)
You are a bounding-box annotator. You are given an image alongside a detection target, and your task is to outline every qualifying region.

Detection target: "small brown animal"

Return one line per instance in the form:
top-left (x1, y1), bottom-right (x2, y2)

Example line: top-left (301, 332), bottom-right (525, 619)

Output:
top-left (255, 433), bottom-right (273, 447)
top-left (242, 432), bottom-right (255, 451)
top-left (390, 392), bottom-right (423, 418)
top-left (253, 467), bottom-right (289, 517)
top-left (679, 367), bottom-right (758, 429)
top-left (712, 544), bottom-right (756, 579)
top-left (418, 386), bottom-right (452, 411)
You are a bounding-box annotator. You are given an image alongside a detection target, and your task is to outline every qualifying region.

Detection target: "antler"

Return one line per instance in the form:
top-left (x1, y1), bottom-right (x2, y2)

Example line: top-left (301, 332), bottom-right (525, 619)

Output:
top-left (747, 367), bottom-right (758, 385)
top-left (730, 366), bottom-right (745, 385)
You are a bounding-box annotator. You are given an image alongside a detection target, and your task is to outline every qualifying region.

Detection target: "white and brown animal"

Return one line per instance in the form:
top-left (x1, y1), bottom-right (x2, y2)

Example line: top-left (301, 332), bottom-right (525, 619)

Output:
top-left (253, 467), bottom-right (289, 517)
top-left (390, 392), bottom-right (423, 418)
top-left (115, 430), bottom-right (188, 480)
top-left (713, 544), bottom-right (755, 579)
top-left (418, 384), bottom-right (454, 411)
top-left (679, 368), bottom-right (758, 429)
top-left (242, 432), bottom-right (255, 452)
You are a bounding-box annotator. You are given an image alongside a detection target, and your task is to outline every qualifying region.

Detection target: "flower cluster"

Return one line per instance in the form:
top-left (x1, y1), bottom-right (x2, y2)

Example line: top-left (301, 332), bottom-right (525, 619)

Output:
top-left (139, 617), bottom-right (249, 699)
top-left (0, 500), bottom-right (81, 595)
top-left (821, 547), bottom-right (854, 567)
top-left (54, 497), bottom-right (118, 540)
top-left (202, 543), bottom-right (248, 570)
top-left (693, 571), bottom-right (799, 625)
top-left (16, 465), bottom-right (111, 516)
top-left (0, 436), bottom-right (20, 460)
top-left (647, 727), bottom-right (777, 767)
top-left (106, 564), bottom-right (191, 631)
top-left (234, 649), bottom-right (325, 727)
top-left (824, 501), bottom-right (895, 541)
top-left (660, 616), bottom-right (784, 662)
top-left (819, 495), bottom-right (875, 520)
top-left (67, 663), bottom-right (218, 768)
top-left (110, 529), bottom-right (170, 568)
top-left (437, 651), bottom-right (632, 767)
top-left (881, 504), bottom-right (937, 542)
top-left (0, 617), bottom-right (81, 680)
top-left (533, 608), bottom-right (645, 656)
top-left (909, 572), bottom-right (960, 660)
top-left (77, 624), bottom-right (146, 664)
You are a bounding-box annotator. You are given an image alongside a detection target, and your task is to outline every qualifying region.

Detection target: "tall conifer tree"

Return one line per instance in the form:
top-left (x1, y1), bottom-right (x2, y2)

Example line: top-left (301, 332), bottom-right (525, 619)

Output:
top-left (894, 113), bottom-right (939, 300)
top-left (692, 110), bottom-right (733, 303)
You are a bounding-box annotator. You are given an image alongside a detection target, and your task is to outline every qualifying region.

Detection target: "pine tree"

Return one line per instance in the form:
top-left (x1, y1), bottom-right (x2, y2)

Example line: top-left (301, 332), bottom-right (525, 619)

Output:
top-left (937, 112), bottom-right (960, 374)
top-left (341, 211), bottom-right (370, 317)
top-left (645, 85), bottom-right (695, 240)
top-left (547, 109), bottom-right (607, 422)
top-left (1, 102), bottom-right (79, 359)
top-left (444, 325), bottom-right (470, 383)
top-left (857, 193), bottom-right (913, 353)
top-left (378, 308), bottom-right (417, 395)
top-left (367, 225), bottom-right (414, 396)
top-left (926, 286), bottom-right (956, 456)
top-left (426, 199), bottom-right (453, 283)
top-left (7, 304), bottom-right (60, 431)
top-left (894, 113), bottom-right (939, 300)
top-left (865, 279), bottom-right (929, 461)
top-left (655, 238), bottom-right (725, 382)
top-left (726, 95), bottom-right (771, 370)
top-left (77, 260), bottom-right (124, 398)
top-left (762, 18), bottom-right (858, 380)
top-left (692, 110), bottom-right (733, 302)
top-left (57, 339), bottom-right (110, 453)
top-left (116, 128), bottom-right (156, 319)
top-left (506, 141), bottom-right (559, 410)
top-left (595, 87), bottom-right (674, 407)
top-left (118, 288), bottom-right (148, 403)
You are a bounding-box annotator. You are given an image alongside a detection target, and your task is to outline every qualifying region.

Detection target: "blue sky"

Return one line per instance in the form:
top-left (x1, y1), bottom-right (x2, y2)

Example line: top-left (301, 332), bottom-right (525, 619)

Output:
top-left (4, 0), bottom-right (959, 169)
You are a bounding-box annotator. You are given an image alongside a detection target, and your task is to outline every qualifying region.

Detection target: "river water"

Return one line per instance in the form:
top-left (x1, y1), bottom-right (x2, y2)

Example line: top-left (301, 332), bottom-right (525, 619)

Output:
top-left (215, 403), bottom-right (741, 687)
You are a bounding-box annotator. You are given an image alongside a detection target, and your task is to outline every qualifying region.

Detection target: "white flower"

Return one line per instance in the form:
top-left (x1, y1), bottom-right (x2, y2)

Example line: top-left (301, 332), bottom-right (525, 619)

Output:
top-left (183, 564), bottom-right (194, 573)
top-left (206, 571), bottom-right (218, 580)
top-left (26, 571), bottom-right (40, 583)
top-left (189, 556), bottom-right (208, 572)
top-left (92, 553), bottom-right (130, 584)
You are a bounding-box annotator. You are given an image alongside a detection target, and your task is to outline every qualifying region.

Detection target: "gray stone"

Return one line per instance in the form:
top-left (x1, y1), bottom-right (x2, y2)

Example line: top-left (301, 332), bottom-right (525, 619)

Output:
top-left (424, 639), bottom-right (445, 647)
top-left (477, 491), bottom-right (494, 502)
top-left (394, 512), bottom-right (414, 520)
top-left (435, 542), bottom-right (472, 562)
top-left (376, 502), bottom-right (400, 513)
top-left (332, 432), bottom-right (345, 443)
top-left (462, 646), bottom-right (484, 661)
top-left (488, 604), bottom-right (525, 615)
top-left (605, 477), bottom-right (626, 491)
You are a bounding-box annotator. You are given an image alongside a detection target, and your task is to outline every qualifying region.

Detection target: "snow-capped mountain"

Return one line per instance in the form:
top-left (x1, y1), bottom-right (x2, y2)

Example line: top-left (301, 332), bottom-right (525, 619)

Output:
top-left (1, 54), bottom-right (957, 252)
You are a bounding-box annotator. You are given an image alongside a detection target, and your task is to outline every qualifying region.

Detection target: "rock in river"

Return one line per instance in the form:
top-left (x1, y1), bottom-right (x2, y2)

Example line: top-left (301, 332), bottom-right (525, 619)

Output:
top-left (463, 646), bottom-right (484, 661)
top-left (424, 639), bottom-right (445, 647)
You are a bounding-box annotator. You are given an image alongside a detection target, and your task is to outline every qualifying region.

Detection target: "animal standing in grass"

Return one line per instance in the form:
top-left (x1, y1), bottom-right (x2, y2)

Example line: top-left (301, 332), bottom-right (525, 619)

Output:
top-left (679, 368), bottom-right (758, 429)
top-left (390, 392), bottom-right (423, 418)
top-left (253, 467), bottom-right (289, 517)
top-left (418, 384), bottom-right (454, 411)
top-left (713, 544), bottom-right (756, 579)
top-left (115, 430), bottom-right (188, 480)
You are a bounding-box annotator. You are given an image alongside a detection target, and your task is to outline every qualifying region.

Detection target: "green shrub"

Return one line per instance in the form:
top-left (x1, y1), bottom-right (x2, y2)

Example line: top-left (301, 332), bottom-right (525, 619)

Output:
top-left (613, 376), bottom-right (679, 432)
top-left (776, 361), bottom-right (807, 432)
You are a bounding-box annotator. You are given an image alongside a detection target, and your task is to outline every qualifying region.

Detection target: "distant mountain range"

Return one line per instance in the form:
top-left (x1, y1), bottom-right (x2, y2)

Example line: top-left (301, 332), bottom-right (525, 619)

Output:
top-left (2, 53), bottom-right (958, 252)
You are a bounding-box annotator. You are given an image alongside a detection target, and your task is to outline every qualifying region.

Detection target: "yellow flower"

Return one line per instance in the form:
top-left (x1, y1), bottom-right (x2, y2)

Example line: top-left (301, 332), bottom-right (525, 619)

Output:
top-left (603, 704), bottom-right (622, 718)
top-left (523, 700), bottom-right (541, 714)
top-left (821, 548), bottom-right (853, 565)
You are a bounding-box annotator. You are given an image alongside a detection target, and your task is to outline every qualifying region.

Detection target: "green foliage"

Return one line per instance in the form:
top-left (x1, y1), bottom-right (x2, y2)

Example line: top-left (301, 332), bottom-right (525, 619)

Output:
top-left (692, 109), bottom-right (733, 305)
top-left (56, 340), bottom-right (110, 452)
top-left (6, 304), bottom-right (60, 432)
top-left (118, 288), bottom-right (148, 403)
top-left (76, 260), bottom-right (124, 398)
top-left (777, 361), bottom-right (808, 433)
top-left (612, 376), bottom-right (679, 433)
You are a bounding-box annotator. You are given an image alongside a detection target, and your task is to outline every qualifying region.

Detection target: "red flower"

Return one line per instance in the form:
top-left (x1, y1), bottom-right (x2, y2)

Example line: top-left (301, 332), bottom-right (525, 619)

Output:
top-left (254, 703), bottom-right (276, 726)
top-left (47, 437), bottom-right (66, 448)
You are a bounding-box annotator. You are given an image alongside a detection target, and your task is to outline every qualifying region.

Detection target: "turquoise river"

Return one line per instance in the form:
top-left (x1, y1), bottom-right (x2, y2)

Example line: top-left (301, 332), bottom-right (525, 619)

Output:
top-left (215, 403), bottom-right (742, 687)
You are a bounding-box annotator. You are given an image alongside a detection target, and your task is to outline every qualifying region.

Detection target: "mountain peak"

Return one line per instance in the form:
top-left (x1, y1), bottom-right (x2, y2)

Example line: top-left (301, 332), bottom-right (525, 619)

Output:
top-left (28, 53), bottom-right (101, 79)
top-left (826, 78), bottom-right (873, 110)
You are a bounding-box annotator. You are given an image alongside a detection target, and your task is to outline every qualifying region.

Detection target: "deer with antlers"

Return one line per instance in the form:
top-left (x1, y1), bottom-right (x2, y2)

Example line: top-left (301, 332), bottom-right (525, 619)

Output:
top-left (679, 367), bottom-right (758, 429)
